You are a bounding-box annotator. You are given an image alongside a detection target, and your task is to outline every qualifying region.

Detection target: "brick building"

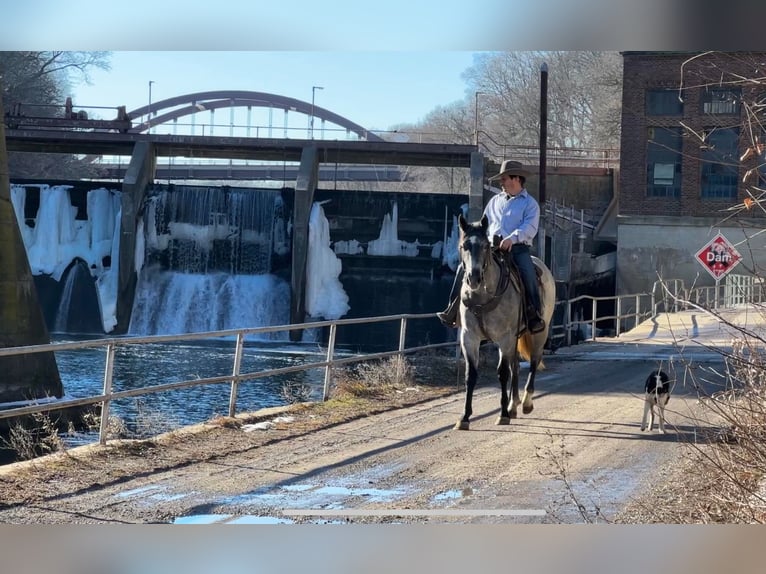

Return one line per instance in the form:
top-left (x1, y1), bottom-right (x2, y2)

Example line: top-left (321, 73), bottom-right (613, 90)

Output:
top-left (617, 51), bottom-right (766, 296)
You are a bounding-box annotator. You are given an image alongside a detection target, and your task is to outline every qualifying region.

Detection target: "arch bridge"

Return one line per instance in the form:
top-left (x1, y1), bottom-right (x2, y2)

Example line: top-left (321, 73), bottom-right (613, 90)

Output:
top-left (128, 90), bottom-right (385, 142)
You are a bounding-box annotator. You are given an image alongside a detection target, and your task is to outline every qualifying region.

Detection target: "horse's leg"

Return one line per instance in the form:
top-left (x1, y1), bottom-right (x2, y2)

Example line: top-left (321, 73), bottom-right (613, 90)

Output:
top-left (522, 335), bottom-right (543, 415)
top-left (522, 364), bottom-right (536, 415)
top-left (495, 347), bottom-right (511, 425)
top-left (456, 331), bottom-right (480, 431)
top-left (510, 351), bottom-right (521, 419)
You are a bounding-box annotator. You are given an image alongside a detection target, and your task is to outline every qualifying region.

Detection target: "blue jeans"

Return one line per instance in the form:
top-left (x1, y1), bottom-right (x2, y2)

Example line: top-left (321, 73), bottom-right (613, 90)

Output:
top-left (510, 244), bottom-right (541, 312)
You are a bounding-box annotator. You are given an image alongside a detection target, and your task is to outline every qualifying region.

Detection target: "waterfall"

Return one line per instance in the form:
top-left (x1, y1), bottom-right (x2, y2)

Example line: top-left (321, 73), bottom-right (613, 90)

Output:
top-left (130, 185), bottom-right (291, 337)
top-left (53, 259), bottom-right (102, 334)
top-left (54, 263), bottom-right (80, 333)
top-left (128, 268), bottom-right (290, 338)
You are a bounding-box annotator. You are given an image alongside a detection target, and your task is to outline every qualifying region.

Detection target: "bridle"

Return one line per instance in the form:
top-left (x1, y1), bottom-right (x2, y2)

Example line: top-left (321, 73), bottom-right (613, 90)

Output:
top-left (459, 234), bottom-right (516, 329)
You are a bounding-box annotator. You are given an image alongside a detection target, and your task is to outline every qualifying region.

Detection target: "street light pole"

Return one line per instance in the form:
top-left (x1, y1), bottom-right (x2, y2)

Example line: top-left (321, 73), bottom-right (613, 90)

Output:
top-left (539, 62), bottom-right (548, 264)
top-left (310, 85), bottom-right (323, 139)
top-left (148, 80), bottom-right (155, 134)
top-left (474, 91), bottom-right (484, 147)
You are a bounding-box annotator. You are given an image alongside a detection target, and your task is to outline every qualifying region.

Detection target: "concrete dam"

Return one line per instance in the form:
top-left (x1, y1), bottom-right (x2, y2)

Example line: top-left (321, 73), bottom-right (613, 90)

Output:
top-left (13, 180), bottom-right (467, 350)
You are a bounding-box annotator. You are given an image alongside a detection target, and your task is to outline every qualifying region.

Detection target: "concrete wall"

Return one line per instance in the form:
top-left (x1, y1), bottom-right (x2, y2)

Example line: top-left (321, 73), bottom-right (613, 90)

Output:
top-left (483, 168), bottom-right (614, 216)
top-left (116, 142), bottom-right (156, 334)
top-left (0, 90), bottom-right (63, 403)
top-left (616, 214), bottom-right (766, 295)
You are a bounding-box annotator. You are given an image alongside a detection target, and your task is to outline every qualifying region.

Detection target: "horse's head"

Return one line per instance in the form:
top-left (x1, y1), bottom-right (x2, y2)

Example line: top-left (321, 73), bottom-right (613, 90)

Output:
top-left (458, 214), bottom-right (491, 289)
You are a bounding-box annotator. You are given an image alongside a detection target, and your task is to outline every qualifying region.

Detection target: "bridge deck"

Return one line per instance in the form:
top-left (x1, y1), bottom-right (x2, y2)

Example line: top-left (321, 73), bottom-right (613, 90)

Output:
top-left (4, 129), bottom-right (477, 167)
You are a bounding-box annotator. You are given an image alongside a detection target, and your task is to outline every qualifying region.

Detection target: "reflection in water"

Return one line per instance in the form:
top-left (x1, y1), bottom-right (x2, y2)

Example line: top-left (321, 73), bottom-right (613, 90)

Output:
top-left (54, 337), bottom-right (334, 444)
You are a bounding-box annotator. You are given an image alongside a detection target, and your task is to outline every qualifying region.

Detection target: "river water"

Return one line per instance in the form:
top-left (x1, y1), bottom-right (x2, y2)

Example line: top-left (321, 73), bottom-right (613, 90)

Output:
top-left (52, 336), bottom-right (336, 446)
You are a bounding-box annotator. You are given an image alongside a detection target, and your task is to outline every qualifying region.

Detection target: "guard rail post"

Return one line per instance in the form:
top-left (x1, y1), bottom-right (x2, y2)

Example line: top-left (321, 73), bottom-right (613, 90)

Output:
top-left (98, 343), bottom-right (116, 445)
top-left (398, 316), bottom-right (408, 354)
top-left (228, 332), bottom-right (245, 418)
top-left (322, 323), bottom-right (337, 401)
top-left (591, 298), bottom-right (597, 341)
top-left (616, 296), bottom-right (622, 337)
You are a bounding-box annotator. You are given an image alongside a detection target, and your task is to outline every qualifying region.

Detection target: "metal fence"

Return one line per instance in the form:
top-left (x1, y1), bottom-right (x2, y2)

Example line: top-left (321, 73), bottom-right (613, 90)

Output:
top-left (0, 273), bottom-right (758, 445)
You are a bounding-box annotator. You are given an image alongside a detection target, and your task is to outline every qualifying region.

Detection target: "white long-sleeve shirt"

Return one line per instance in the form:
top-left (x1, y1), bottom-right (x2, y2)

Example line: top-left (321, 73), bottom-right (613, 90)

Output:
top-left (482, 188), bottom-right (540, 246)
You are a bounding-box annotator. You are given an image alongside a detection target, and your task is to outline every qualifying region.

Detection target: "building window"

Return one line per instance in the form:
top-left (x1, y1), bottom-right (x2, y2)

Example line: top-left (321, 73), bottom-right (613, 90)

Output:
top-left (701, 127), bottom-right (739, 199)
top-left (647, 127), bottom-right (682, 197)
top-left (646, 89), bottom-right (683, 115)
top-left (700, 87), bottom-right (741, 115)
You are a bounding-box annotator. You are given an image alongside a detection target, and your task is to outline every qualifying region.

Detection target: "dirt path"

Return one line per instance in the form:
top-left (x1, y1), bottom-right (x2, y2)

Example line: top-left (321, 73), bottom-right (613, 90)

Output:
top-left (0, 345), bottom-right (720, 524)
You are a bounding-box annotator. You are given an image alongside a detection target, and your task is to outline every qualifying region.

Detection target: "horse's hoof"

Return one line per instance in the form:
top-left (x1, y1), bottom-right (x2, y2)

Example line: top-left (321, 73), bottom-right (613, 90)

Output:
top-left (454, 421), bottom-right (470, 430)
top-left (522, 404), bottom-right (534, 415)
top-left (509, 410), bottom-right (518, 419)
top-left (496, 416), bottom-right (511, 426)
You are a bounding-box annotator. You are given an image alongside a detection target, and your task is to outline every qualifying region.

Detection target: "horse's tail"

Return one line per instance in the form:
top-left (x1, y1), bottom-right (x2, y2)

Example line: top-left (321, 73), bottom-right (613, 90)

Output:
top-left (518, 332), bottom-right (546, 370)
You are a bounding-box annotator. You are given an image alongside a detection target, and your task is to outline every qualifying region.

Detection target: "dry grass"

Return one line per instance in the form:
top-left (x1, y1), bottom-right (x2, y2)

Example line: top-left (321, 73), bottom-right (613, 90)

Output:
top-left (0, 413), bottom-right (66, 461)
top-left (618, 328), bottom-right (766, 523)
top-left (333, 355), bottom-right (416, 398)
top-left (281, 380), bottom-right (313, 404)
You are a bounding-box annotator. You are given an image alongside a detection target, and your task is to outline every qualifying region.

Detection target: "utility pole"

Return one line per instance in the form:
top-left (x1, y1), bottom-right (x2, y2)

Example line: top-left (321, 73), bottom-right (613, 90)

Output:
top-left (473, 91), bottom-right (483, 147)
top-left (539, 62), bottom-right (548, 265)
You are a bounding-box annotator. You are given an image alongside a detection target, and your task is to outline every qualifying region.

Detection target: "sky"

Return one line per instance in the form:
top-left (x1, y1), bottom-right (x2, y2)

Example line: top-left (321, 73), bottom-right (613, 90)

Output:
top-left (5, 0), bottom-right (752, 53)
top-left (70, 51), bottom-right (482, 132)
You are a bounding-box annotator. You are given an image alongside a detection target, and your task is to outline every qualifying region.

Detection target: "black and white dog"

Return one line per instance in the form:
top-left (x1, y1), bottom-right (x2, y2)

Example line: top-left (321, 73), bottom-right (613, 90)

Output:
top-left (641, 370), bottom-right (671, 434)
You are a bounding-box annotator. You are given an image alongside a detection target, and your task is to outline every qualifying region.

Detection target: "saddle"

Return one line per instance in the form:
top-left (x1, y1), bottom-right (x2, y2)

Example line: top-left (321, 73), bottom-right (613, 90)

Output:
top-left (491, 246), bottom-right (541, 305)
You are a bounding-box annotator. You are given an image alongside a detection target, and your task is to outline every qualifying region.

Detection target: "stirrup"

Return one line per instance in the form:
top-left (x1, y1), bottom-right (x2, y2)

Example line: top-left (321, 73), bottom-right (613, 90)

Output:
top-left (528, 316), bottom-right (546, 334)
top-left (437, 300), bottom-right (459, 327)
top-left (437, 310), bottom-right (458, 328)
top-left (526, 306), bottom-right (545, 334)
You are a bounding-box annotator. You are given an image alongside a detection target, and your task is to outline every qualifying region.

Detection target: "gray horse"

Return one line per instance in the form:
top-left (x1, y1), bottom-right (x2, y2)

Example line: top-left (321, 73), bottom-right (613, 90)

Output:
top-left (454, 214), bottom-right (556, 430)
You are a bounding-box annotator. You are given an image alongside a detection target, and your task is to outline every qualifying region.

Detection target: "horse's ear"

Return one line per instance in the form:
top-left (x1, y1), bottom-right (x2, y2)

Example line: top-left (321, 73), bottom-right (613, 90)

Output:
top-left (458, 213), bottom-right (468, 232)
top-left (480, 214), bottom-right (488, 230)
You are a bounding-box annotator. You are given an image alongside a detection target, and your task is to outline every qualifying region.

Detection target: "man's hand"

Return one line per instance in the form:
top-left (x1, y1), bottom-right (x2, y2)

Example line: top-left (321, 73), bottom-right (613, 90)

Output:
top-left (499, 238), bottom-right (513, 251)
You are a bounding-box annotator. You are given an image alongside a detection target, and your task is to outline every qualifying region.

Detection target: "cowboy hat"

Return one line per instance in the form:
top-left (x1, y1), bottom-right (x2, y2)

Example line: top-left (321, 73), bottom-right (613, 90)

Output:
top-left (489, 160), bottom-right (531, 181)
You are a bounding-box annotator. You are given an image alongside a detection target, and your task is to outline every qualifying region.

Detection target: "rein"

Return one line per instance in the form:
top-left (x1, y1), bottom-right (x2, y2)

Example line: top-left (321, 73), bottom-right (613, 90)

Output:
top-left (463, 248), bottom-right (517, 331)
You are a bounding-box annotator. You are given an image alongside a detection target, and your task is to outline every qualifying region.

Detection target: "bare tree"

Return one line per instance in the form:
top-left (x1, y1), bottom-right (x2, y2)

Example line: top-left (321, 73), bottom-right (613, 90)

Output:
top-left (463, 51), bottom-right (623, 152)
top-left (1, 51), bottom-right (110, 110)
top-left (0, 51), bottom-right (111, 179)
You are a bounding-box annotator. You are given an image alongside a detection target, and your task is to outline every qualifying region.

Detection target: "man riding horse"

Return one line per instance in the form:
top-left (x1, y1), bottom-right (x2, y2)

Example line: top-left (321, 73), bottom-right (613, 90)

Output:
top-left (438, 160), bottom-right (546, 334)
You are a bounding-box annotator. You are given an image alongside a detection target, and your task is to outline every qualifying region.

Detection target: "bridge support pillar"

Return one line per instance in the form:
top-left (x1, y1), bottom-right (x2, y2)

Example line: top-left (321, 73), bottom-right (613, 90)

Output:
top-left (468, 151), bottom-right (484, 221)
top-left (0, 87), bottom-right (63, 403)
top-left (115, 141), bottom-right (156, 334)
top-left (290, 145), bottom-right (319, 341)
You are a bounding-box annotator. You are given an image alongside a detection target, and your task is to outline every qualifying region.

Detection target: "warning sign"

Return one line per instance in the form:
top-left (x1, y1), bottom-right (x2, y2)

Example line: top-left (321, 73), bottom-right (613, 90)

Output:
top-left (695, 233), bottom-right (742, 280)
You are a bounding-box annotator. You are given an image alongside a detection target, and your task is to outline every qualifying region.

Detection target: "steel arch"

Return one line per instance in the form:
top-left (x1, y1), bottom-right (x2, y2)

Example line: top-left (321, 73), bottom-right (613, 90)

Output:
top-left (127, 90), bottom-right (383, 141)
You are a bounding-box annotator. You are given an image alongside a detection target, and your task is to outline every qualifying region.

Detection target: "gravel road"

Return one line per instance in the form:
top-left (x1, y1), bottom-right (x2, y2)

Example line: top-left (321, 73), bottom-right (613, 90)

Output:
top-left (0, 341), bottom-right (722, 524)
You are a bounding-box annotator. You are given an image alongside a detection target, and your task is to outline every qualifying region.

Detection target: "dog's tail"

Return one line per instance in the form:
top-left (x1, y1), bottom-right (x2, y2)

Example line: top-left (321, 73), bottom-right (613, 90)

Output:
top-left (518, 332), bottom-right (545, 370)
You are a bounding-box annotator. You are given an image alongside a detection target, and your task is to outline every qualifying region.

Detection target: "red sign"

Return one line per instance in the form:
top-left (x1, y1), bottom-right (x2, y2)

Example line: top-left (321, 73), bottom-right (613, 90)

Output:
top-left (695, 233), bottom-right (742, 280)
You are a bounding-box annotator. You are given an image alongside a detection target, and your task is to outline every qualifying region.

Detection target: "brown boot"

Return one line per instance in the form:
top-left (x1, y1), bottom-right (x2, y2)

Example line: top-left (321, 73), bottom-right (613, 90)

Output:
top-left (437, 298), bottom-right (459, 327)
top-left (527, 306), bottom-right (546, 334)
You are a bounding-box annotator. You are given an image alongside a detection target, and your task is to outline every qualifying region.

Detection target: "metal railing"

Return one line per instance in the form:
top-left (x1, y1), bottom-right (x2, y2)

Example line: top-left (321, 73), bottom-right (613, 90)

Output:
top-left (0, 313), bottom-right (453, 445)
top-left (0, 274), bottom-right (758, 446)
top-left (547, 276), bottom-right (759, 349)
top-left (477, 131), bottom-right (620, 170)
